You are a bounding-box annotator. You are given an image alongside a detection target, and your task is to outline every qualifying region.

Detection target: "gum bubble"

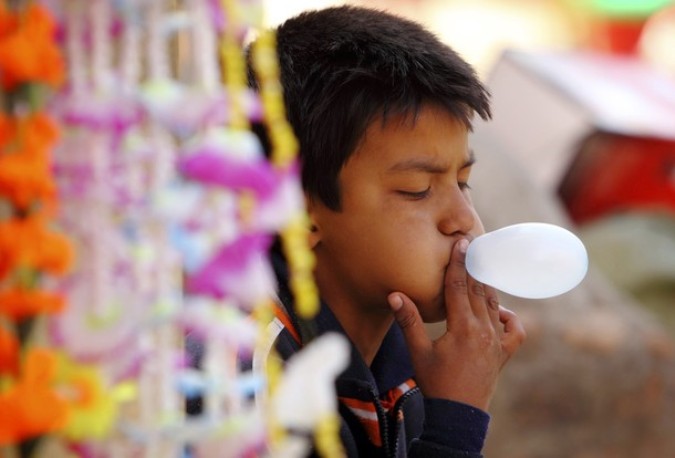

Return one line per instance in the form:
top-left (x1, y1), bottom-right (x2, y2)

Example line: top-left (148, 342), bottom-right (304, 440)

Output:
top-left (465, 222), bottom-right (588, 299)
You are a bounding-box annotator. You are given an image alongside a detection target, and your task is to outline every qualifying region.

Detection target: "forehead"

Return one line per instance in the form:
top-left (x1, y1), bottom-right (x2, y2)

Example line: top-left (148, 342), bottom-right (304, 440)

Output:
top-left (349, 104), bottom-right (471, 168)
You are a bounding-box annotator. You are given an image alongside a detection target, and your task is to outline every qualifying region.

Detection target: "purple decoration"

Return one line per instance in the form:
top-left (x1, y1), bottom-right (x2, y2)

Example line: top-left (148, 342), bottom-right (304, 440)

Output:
top-left (206, 0), bottom-right (226, 33)
top-left (186, 232), bottom-right (274, 304)
top-left (178, 152), bottom-right (280, 199)
top-left (51, 89), bottom-right (145, 139)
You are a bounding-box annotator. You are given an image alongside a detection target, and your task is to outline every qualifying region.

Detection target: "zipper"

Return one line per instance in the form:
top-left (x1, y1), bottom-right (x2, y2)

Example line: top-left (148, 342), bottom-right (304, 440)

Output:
top-left (389, 386), bottom-right (420, 457)
top-left (368, 386), bottom-right (391, 456)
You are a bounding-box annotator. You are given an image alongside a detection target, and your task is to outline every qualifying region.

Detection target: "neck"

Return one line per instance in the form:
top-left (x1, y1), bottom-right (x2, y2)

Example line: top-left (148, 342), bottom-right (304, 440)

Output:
top-left (314, 269), bottom-right (393, 366)
top-left (335, 306), bottom-right (393, 366)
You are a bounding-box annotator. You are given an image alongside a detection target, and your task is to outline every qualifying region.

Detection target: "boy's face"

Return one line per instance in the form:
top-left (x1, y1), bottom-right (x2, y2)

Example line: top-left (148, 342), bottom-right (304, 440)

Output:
top-left (310, 103), bottom-right (484, 323)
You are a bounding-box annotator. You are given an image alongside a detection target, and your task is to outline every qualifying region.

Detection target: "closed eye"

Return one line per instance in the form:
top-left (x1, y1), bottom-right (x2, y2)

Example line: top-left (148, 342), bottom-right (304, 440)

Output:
top-left (459, 182), bottom-right (472, 191)
top-left (397, 187), bottom-right (431, 200)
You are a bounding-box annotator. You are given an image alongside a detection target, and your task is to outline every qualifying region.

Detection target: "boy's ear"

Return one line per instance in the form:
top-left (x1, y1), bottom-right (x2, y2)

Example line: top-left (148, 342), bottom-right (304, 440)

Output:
top-left (305, 193), bottom-right (321, 249)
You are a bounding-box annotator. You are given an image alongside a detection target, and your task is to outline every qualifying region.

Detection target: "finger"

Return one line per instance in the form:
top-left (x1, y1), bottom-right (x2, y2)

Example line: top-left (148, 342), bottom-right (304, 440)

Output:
top-left (498, 306), bottom-right (527, 366)
top-left (484, 284), bottom-right (501, 330)
top-left (388, 292), bottom-right (432, 354)
top-left (466, 275), bottom-right (490, 321)
top-left (444, 238), bottom-right (472, 326)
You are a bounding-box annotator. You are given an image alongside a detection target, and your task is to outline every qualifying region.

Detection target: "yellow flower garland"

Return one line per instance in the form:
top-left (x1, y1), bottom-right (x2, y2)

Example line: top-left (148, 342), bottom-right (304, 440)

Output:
top-left (246, 17), bottom-right (344, 458)
top-left (249, 29), bottom-right (319, 320)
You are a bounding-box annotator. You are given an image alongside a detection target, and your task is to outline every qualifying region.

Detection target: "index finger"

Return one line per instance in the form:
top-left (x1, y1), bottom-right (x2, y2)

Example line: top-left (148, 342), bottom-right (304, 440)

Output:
top-left (444, 238), bottom-right (473, 328)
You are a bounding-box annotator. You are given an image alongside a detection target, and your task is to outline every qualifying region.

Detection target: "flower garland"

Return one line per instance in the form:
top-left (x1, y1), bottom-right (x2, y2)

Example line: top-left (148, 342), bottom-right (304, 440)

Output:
top-left (249, 28), bottom-right (319, 320)
top-left (1, 1), bottom-right (346, 456)
top-left (0, 4), bottom-right (64, 91)
top-left (49, 1), bottom-right (186, 454)
top-left (0, 2), bottom-right (76, 452)
top-left (174, 1), bottom-right (345, 456)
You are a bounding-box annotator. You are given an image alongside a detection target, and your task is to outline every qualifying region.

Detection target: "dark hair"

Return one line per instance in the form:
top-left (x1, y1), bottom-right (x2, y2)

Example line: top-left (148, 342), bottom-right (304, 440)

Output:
top-left (248, 6), bottom-right (491, 210)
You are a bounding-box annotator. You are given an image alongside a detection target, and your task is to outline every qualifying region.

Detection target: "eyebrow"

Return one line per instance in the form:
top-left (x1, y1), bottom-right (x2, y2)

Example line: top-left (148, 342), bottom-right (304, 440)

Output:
top-left (388, 149), bottom-right (476, 173)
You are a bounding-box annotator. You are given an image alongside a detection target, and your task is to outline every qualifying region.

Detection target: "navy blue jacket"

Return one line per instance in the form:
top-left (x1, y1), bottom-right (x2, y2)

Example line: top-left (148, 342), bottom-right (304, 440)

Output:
top-left (269, 248), bottom-right (489, 457)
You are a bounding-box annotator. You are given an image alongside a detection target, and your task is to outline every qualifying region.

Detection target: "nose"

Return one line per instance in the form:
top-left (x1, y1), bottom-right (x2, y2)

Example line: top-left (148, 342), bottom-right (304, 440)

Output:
top-left (437, 187), bottom-right (476, 236)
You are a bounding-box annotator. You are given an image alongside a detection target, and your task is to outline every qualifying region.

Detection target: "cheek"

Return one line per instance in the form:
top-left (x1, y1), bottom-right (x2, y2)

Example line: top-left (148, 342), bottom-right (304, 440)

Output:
top-left (394, 210), bottom-right (446, 249)
top-left (354, 217), bottom-right (442, 274)
top-left (377, 221), bottom-right (448, 284)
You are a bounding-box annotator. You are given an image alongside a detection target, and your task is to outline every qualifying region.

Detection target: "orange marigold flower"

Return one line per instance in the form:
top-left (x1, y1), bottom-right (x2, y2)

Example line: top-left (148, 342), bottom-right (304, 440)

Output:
top-left (0, 5), bottom-right (64, 90)
top-left (0, 6), bottom-right (18, 38)
top-left (0, 326), bottom-right (19, 375)
top-left (0, 154), bottom-right (56, 209)
top-left (26, 112), bottom-right (60, 147)
top-left (0, 111), bottom-right (59, 153)
top-left (0, 288), bottom-right (65, 322)
top-left (0, 217), bottom-right (73, 280)
top-left (0, 112), bottom-right (60, 209)
top-left (0, 112), bottom-right (14, 147)
top-left (0, 348), bottom-right (70, 445)
top-left (29, 223), bottom-right (74, 276)
top-left (0, 220), bottom-right (21, 279)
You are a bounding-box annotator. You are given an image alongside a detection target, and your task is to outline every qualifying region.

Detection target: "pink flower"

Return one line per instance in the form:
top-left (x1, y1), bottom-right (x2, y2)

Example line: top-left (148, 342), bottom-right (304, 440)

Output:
top-left (186, 233), bottom-right (275, 308)
top-left (178, 127), bottom-right (278, 199)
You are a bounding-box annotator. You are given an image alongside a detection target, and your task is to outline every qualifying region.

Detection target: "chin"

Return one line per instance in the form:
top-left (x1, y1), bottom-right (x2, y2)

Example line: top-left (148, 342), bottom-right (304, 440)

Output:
top-left (417, 297), bottom-right (447, 323)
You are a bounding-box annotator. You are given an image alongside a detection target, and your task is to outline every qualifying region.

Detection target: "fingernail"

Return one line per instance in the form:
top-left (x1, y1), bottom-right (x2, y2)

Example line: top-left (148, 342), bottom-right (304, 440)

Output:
top-left (458, 239), bottom-right (469, 253)
top-left (388, 294), bottom-right (403, 311)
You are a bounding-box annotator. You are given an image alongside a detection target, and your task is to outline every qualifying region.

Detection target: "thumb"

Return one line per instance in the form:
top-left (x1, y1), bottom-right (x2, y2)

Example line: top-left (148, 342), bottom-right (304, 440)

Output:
top-left (388, 292), bottom-right (431, 354)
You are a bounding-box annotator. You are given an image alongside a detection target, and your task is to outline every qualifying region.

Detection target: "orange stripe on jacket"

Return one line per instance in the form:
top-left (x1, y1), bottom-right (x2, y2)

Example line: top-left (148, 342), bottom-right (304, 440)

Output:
top-left (381, 379), bottom-right (417, 412)
top-left (338, 379), bottom-right (417, 448)
top-left (273, 303), bottom-right (302, 345)
top-left (339, 396), bottom-right (382, 447)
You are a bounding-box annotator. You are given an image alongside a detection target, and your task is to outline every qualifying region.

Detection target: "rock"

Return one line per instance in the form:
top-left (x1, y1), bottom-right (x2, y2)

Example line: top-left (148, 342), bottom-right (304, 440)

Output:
top-left (578, 212), bottom-right (675, 336)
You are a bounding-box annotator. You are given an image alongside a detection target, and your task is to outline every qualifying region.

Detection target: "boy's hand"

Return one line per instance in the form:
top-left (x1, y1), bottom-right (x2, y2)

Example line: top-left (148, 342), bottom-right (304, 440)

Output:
top-left (387, 238), bottom-right (526, 411)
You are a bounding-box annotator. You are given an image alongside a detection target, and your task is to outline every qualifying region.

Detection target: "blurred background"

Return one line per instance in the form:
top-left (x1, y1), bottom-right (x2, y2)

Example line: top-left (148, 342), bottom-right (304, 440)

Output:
top-left (264, 1), bottom-right (675, 457)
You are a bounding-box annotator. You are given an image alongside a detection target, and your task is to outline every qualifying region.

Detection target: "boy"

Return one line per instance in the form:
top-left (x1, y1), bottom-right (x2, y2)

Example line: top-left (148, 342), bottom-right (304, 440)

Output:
top-left (249, 6), bottom-right (526, 457)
